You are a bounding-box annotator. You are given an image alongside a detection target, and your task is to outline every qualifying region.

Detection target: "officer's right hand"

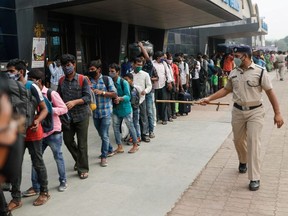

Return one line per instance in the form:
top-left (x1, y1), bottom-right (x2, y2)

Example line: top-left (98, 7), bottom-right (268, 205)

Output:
top-left (199, 97), bottom-right (210, 105)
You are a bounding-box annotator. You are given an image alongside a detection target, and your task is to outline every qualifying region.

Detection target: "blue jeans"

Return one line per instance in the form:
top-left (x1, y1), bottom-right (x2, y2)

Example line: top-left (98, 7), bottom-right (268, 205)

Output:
top-left (31, 132), bottom-right (66, 191)
top-left (133, 108), bottom-right (140, 138)
top-left (145, 92), bottom-right (155, 133)
top-left (93, 116), bottom-right (113, 158)
top-left (112, 113), bottom-right (137, 144)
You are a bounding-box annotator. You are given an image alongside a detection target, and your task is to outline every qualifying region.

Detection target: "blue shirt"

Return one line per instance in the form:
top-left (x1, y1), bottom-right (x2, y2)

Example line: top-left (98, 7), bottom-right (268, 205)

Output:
top-left (91, 74), bottom-right (117, 119)
top-left (113, 77), bottom-right (132, 117)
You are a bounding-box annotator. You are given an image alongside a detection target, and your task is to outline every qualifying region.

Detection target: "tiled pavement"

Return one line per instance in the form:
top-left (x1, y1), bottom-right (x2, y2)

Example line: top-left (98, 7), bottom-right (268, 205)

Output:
top-left (167, 71), bottom-right (288, 216)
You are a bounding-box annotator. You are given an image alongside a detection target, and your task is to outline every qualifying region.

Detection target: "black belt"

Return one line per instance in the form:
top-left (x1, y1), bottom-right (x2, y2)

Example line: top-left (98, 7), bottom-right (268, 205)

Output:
top-left (233, 103), bottom-right (262, 111)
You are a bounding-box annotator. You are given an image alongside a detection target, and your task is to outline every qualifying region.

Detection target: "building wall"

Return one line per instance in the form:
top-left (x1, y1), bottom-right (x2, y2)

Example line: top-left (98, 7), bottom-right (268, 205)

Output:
top-left (0, 0), bottom-right (18, 62)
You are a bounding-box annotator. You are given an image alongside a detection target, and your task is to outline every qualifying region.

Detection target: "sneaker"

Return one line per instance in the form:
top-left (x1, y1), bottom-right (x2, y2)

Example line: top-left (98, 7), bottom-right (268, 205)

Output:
top-left (22, 187), bottom-right (39, 197)
top-left (107, 151), bottom-right (115, 157)
top-left (149, 132), bottom-right (155, 138)
top-left (58, 182), bottom-right (67, 192)
top-left (141, 135), bottom-right (150, 143)
top-left (100, 158), bottom-right (108, 167)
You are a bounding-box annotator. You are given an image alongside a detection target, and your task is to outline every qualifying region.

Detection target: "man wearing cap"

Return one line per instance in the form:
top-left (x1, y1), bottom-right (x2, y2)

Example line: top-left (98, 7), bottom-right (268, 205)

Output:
top-left (200, 45), bottom-right (284, 191)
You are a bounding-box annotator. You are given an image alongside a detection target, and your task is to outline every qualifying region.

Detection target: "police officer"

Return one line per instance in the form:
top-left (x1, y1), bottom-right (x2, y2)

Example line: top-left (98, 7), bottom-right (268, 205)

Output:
top-left (200, 45), bottom-right (284, 191)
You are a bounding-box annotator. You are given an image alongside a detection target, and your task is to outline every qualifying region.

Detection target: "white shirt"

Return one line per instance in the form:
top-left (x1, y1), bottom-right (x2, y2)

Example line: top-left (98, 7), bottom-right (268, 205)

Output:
top-left (49, 62), bottom-right (64, 85)
top-left (193, 61), bottom-right (201, 80)
top-left (178, 61), bottom-right (189, 85)
top-left (131, 70), bottom-right (152, 104)
top-left (152, 60), bottom-right (173, 89)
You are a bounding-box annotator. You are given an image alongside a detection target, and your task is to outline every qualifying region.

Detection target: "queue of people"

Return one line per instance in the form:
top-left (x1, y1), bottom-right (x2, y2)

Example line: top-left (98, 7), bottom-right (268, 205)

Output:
top-left (0, 43), bottom-right (285, 216)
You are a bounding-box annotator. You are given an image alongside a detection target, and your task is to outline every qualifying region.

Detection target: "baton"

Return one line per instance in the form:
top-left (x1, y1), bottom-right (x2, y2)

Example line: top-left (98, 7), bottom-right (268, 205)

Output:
top-left (155, 100), bottom-right (230, 111)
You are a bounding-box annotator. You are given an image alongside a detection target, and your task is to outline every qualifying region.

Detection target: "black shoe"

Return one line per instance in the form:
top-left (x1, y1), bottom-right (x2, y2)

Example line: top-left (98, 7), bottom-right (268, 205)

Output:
top-left (249, 180), bottom-right (260, 191)
top-left (238, 163), bottom-right (247, 173)
top-left (141, 135), bottom-right (150, 143)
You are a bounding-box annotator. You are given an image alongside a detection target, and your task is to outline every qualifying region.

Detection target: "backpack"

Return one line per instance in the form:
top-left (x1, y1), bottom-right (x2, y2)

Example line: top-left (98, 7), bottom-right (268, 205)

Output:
top-left (7, 80), bottom-right (37, 130)
top-left (130, 86), bottom-right (140, 109)
top-left (41, 95), bottom-right (54, 133)
top-left (114, 78), bottom-right (139, 108)
top-left (59, 74), bottom-right (96, 111)
top-left (199, 67), bottom-right (208, 83)
top-left (47, 89), bottom-right (71, 131)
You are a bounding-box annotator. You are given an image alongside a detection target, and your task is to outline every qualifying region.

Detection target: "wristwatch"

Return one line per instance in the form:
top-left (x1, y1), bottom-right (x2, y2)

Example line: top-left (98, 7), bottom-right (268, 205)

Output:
top-left (102, 91), bottom-right (106, 96)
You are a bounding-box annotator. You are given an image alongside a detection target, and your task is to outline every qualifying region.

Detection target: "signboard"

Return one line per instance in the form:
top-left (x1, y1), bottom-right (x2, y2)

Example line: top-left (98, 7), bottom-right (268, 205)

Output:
top-left (31, 37), bottom-right (45, 68)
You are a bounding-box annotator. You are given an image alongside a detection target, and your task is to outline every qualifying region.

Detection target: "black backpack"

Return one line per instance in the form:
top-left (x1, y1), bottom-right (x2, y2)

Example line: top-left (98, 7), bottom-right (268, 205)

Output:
top-left (6, 79), bottom-right (37, 130)
top-left (199, 67), bottom-right (208, 83)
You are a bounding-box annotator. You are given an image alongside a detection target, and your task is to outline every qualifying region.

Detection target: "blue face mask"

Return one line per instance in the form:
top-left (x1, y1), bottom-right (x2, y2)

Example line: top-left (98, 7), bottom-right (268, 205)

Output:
top-left (160, 58), bottom-right (165, 63)
top-left (63, 65), bottom-right (74, 75)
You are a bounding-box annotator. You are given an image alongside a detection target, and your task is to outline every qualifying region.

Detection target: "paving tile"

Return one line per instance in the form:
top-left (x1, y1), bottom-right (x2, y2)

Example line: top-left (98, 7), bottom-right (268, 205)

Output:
top-left (167, 72), bottom-right (288, 216)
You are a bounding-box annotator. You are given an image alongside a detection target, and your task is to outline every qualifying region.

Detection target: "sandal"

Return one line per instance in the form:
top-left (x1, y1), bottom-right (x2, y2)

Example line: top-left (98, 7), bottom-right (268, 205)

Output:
top-left (113, 149), bottom-right (124, 154)
top-left (128, 146), bottom-right (139, 154)
top-left (8, 200), bottom-right (22, 211)
top-left (79, 172), bottom-right (89, 179)
top-left (33, 192), bottom-right (50, 206)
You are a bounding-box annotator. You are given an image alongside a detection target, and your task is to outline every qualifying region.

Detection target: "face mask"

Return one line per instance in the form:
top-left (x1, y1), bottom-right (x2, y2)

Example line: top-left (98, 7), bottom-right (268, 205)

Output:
top-left (63, 65), bottom-right (74, 75)
top-left (7, 72), bottom-right (20, 81)
top-left (166, 59), bottom-right (172, 64)
top-left (135, 66), bottom-right (142, 73)
top-left (234, 58), bottom-right (242, 67)
top-left (109, 72), bottom-right (116, 78)
top-left (160, 58), bottom-right (165, 63)
top-left (88, 71), bottom-right (97, 78)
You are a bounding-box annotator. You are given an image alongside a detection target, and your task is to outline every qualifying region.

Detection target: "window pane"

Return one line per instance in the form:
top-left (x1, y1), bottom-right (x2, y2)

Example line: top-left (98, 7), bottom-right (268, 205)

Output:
top-left (0, 9), bottom-right (17, 34)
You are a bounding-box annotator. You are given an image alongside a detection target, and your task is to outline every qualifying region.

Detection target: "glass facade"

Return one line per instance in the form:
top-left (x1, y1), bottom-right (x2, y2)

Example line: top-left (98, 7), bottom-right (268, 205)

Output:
top-left (0, 0), bottom-right (18, 61)
top-left (167, 28), bottom-right (199, 55)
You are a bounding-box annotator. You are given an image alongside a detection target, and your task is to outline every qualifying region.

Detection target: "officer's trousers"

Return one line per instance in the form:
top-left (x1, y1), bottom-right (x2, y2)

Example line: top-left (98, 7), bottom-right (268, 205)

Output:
top-left (231, 106), bottom-right (265, 181)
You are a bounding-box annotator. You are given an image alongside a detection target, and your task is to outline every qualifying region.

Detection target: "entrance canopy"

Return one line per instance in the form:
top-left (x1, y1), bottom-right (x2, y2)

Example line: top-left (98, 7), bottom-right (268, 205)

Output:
top-left (47, 0), bottom-right (243, 29)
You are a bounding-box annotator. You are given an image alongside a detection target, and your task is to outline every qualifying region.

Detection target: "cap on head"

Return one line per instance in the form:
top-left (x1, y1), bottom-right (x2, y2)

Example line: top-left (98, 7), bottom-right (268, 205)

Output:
top-left (233, 45), bottom-right (252, 55)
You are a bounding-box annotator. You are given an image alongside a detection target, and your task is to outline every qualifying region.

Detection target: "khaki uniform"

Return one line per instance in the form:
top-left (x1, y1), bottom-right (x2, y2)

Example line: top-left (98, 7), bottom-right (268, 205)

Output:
top-left (225, 63), bottom-right (272, 181)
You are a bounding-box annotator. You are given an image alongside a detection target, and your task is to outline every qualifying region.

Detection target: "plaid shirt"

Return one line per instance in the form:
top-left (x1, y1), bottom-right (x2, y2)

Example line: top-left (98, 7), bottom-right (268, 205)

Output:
top-left (91, 74), bottom-right (117, 119)
top-left (58, 73), bottom-right (91, 123)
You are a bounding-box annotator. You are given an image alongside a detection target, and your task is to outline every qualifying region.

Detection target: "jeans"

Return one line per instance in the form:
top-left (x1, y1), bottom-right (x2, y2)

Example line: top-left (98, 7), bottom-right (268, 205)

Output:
top-left (31, 132), bottom-right (66, 191)
top-left (63, 118), bottom-right (89, 174)
top-left (132, 108), bottom-right (140, 138)
top-left (11, 139), bottom-right (48, 199)
top-left (93, 116), bottom-right (113, 158)
top-left (145, 92), bottom-right (155, 133)
top-left (112, 113), bottom-right (137, 144)
top-left (139, 101), bottom-right (149, 136)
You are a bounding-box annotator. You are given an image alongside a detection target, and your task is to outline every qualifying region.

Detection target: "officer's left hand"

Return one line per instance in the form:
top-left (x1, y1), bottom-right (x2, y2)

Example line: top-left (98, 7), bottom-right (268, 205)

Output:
top-left (274, 114), bottom-right (284, 128)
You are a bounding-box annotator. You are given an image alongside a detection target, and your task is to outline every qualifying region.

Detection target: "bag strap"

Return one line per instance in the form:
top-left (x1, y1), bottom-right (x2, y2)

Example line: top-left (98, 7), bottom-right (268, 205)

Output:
top-left (102, 75), bottom-right (109, 91)
top-left (259, 69), bottom-right (264, 86)
top-left (47, 89), bottom-right (53, 102)
top-left (78, 74), bottom-right (84, 87)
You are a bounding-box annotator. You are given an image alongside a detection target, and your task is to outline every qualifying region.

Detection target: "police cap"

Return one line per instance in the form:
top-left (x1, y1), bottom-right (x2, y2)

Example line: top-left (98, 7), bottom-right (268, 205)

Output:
top-left (233, 45), bottom-right (252, 55)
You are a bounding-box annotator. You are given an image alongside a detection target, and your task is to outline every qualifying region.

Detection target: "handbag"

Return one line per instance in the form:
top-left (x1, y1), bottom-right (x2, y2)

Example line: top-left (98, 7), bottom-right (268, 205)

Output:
top-left (59, 113), bottom-right (71, 131)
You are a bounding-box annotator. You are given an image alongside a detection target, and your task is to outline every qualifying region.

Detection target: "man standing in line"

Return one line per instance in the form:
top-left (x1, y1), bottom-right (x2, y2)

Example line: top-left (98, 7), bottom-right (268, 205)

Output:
top-left (109, 63), bottom-right (139, 154)
top-left (88, 60), bottom-right (117, 167)
top-left (6, 59), bottom-right (49, 209)
top-left (58, 54), bottom-right (91, 179)
top-left (131, 58), bottom-right (152, 142)
top-left (200, 45), bottom-right (284, 191)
